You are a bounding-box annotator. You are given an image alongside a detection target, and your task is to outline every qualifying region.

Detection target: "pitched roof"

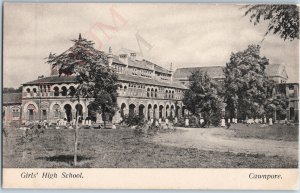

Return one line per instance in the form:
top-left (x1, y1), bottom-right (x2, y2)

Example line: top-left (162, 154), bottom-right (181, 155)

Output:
top-left (23, 76), bottom-right (76, 85)
top-left (265, 64), bottom-right (288, 78)
top-left (112, 53), bottom-right (171, 74)
top-left (3, 93), bottom-right (22, 105)
top-left (117, 74), bottom-right (187, 89)
top-left (22, 74), bottom-right (187, 89)
top-left (173, 66), bottom-right (225, 80)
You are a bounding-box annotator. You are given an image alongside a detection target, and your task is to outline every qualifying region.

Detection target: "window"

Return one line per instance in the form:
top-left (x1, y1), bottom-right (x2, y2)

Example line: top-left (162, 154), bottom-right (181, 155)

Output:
top-left (12, 109), bottom-right (19, 117)
top-left (42, 110), bottom-right (47, 120)
top-left (53, 87), bottom-right (59, 96)
top-left (29, 109), bottom-right (34, 121)
top-left (61, 86), bottom-right (67, 96)
top-left (69, 86), bottom-right (76, 96)
top-left (53, 104), bottom-right (61, 118)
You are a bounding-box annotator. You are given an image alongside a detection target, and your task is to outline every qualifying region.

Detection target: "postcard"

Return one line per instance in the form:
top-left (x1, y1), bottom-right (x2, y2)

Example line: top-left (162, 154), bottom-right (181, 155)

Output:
top-left (2, 3), bottom-right (299, 189)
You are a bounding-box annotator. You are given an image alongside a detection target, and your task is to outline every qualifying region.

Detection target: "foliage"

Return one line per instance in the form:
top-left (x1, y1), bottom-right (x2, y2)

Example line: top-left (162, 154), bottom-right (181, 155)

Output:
top-left (123, 114), bottom-right (146, 127)
top-left (3, 86), bottom-right (22, 93)
top-left (264, 83), bottom-right (289, 120)
top-left (183, 70), bottom-right (222, 127)
top-left (244, 5), bottom-right (299, 41)
top-left (174, 117), bottom-right (185, 127)
top-left (224, 45), bottom-right (289, 121)
top-left (224, 45), bottom-right (270, 120)
top-left (18, 124), bottom-right (45, 145)
top-left (46, 34), bottom-right (119, 126)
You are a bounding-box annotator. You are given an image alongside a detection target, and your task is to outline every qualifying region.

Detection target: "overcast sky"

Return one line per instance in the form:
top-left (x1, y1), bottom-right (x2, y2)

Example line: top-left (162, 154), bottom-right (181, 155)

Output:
top-left (4, 3), bottom-right (299, 88)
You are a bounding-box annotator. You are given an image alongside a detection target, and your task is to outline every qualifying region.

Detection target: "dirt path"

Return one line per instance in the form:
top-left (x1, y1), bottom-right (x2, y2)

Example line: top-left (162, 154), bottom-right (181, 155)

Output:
top-left (151, 127), bottom-right (298, 160)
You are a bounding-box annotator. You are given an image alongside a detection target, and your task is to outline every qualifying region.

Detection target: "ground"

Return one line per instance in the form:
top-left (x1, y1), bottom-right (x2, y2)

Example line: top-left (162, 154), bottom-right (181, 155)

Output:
top-left (2, 123), bottom-right (298, 168)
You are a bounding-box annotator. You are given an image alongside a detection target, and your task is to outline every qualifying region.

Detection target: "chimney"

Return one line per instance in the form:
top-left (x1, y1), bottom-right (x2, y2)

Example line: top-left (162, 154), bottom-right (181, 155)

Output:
top-left (119, 53), bottom-right (128, 66)
top-left (170, 63), bottom-right (174, 82)
top-left (49, 52), bottom-right (59, 76)
top-left (107, 47), bottom-right (113, 68)
top-left (130, 53), bottom-right (136, 61)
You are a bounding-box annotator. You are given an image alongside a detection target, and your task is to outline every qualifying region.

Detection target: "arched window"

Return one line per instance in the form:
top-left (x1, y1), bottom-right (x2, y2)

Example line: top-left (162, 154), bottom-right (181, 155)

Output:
top-left (26, 88), bottom-right (30, 93)
top-left (147, 88), bottom-right (150, 97)
top-left (33, 88), bottom-right (37, 93)
top-left (155, 89), bottom-right (158, 98)
top-left (151, 88), bottom-right (154, 97)
top-left (53, 104), bottom-right (61, 118)
top-left (61, 86), bottom-right (67, 96)
top-left (69, 86), bottom-right (76, 96)
top-left (53, 87), bottom-right (59, 96)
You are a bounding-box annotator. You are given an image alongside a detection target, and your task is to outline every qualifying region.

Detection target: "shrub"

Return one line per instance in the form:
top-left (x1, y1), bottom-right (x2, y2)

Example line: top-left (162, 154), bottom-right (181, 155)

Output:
top-left (122, 114), bottom-right (145, 127)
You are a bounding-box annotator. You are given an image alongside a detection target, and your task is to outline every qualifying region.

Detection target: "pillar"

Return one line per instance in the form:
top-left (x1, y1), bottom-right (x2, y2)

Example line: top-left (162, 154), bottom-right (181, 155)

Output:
top-left (162, 107), bottom-right (166, 119)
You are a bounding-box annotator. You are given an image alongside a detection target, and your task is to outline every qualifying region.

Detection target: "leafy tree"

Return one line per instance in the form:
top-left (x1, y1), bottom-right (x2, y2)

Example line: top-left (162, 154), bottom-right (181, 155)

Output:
top-left (3, 86), bottom-right (22, 93)
top-left (264, 83), bottom-right (289, 120)
top-left (244, 5), bottom-right (299, 41)
top-left (46, 34), bottom-right (118, 166)
top-left (183, 70), bottom-right (222, 127)
top-left (224, 45), bottom-right (270, 121)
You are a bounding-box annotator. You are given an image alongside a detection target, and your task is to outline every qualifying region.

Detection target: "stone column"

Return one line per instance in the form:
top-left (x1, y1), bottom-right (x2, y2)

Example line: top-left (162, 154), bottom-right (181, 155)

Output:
top-left (162, 107), bottom-right (166, 119)
top-left (149, 109), bottom-right (153, 119)
top-left (155, 108), bottom-right (159, 119)
top-left (166, 108), bottom-right (170, 118)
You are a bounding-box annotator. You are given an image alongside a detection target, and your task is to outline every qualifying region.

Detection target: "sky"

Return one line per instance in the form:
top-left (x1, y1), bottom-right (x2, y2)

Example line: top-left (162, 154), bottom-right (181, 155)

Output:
top-left (4, 3), bottom-right (299, 88)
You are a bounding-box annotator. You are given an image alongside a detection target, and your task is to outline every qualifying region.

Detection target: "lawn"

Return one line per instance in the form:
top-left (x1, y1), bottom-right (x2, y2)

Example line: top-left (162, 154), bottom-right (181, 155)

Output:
top-left (228, 123), bottom-right (298, 141)
top-left (2, 125), bottom-right (298, 168)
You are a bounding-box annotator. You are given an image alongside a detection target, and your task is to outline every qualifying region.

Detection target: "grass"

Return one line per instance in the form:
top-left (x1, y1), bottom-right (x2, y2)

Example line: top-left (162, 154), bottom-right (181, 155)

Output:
top-left (228, 123), bottom-right (298, 141)
top-left (3, 126), bottom-right (298, 168)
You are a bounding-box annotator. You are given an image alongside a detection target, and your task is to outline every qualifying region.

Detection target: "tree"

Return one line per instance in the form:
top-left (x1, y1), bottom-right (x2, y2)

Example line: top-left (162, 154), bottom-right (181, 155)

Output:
top-left (3, 86), bottom-right (22, 93)
top-left (46, 34), bottom-right (118, 166)
top-left (264, 83), bottom-right (289, 120)
top-left (224, 45), bottom-right (270, 121)
top-left (183, 70), bottom-right (222, 127)
top-left (244, 5), bottom-right (299, 41)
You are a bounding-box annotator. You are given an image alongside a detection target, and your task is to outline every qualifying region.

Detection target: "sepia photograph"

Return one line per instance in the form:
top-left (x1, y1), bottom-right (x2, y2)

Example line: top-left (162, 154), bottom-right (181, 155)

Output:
top-left (2, 2), bottom-right (299, 189)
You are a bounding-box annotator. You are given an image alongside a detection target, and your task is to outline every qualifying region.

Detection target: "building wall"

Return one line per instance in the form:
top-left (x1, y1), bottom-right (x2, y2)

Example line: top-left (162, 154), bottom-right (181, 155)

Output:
top-left (21, 79), bottom-right (186, 124)
top-left (3, 105), bottom-right (21, 125)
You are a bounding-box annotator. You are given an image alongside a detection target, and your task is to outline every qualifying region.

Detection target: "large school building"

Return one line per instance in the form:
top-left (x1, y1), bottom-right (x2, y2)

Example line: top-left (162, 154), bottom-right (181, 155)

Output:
top-left (3, 37), bottom-right (298, 125)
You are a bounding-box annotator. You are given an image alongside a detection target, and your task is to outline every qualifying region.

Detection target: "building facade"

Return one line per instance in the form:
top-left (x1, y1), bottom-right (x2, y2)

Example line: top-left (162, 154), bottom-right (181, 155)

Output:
top-left (173, 64), bottom-right (297, 122)
top-left (3, 41), bottom-right (297, 125)
top-left (18, 47), bottom-right (187, 125)
top-left (3, 93), bottom-right (22, 125)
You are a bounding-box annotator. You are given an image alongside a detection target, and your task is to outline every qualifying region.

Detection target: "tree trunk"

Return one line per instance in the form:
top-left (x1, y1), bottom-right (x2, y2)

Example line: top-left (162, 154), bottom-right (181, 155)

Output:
top-left (74, 97), bottom-right (80, 166)
top-left (74, 111), bottom-right (78, 166)
top-left (103, 110), bottom-right (106, 129)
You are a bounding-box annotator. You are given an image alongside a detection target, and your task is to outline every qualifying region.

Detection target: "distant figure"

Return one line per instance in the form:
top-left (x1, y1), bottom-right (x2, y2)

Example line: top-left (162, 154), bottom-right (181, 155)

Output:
top-left (155, 120), bottom-right (159, 127)
top-left (185, 118), bottom-right (189, 127)
top-left (269, 118), bottom-right (273, 125)
top-left (226, 122), bottom-right (231, 129)
top-left (174, 117), bottom-right (178, 124)
top-left (221, 118), bottom-right (225, 127)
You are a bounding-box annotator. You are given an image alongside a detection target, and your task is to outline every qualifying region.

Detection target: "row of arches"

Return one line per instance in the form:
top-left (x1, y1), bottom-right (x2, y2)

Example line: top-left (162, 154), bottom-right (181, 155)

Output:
top-left (120, 102), bottom-right (187, 120)
top-left (23, 84), bottom-right (78, 97)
